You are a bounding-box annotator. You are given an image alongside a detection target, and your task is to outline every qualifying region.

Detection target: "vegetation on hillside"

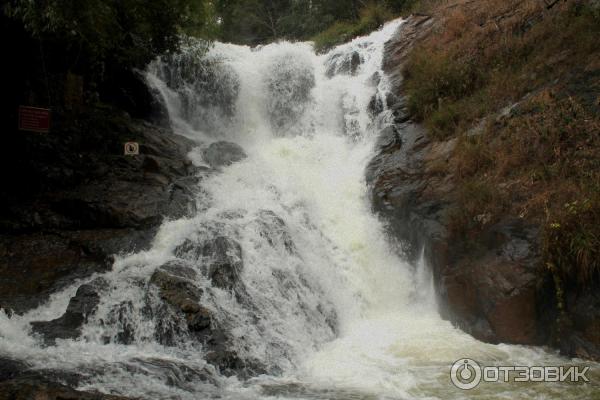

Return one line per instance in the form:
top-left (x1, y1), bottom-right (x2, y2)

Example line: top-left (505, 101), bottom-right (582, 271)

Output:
top-left (215, 0), bottom-right (421, 50)
top-left (4, 0), bottom-right (216, 80)
top-left (401, 0), bottom-right (600, 285)
top-left (311, 2), bottom-right (394, 52)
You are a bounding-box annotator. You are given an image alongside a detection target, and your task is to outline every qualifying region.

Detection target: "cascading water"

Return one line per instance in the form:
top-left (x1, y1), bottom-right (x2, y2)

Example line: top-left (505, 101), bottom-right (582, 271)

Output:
top-left (0, 19), bottom-right (598, 400)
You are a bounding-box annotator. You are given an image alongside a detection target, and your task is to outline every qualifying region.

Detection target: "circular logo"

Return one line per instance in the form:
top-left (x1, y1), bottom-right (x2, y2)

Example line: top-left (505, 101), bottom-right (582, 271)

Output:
top-left (124, 142), bottom-right (139, 156)
top-left (450, 358), bottom-right (482, 390)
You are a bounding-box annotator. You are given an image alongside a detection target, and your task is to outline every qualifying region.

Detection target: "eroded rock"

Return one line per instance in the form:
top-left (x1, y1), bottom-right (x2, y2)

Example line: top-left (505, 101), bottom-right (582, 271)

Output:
top-left (325, 51), bottom-right (362, 77)
top-left (0, 108), bottom-right (199, 315)
top-left (175, 236), bottom-right (243, 290)
top-left (0, 377), bottom-right (132, 400)
top-left (31, 278), bottom-right (108, 345)
top-left (369, 14), bottom-right (600, 359)
top-left (203, 141), bottom-right (247, 169)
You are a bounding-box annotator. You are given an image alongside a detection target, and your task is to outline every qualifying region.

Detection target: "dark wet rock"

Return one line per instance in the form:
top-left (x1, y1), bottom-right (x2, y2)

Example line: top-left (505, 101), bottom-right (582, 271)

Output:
top-left (103, 300), bottom-right (136, 345)
top-left (105, 68), bottom-right (169, 126)
top-left (200, 237), bottom-right (244, 290)
top-left (0, 358), bottom-right (28, 382)
top-left (440, 220), bottom-right (542, 344)
top-left (150, 261), bottom-right (202, 309)
top-left (560, 285), bottom-right (600, 360)
top-left (368, 94), bottom-right (385, 118)
top-left (125, 357), bottom-right (216, 387)
top-left (370, 18), bottom-right (543, 345)
top-left (0, 377), bottom-right (133, 400)
top-left (369, 71), bottom-right (381, 87)
top-left (202, 141), bottom-right (247, 169)
top-left (0, 105), bottom-right (199, 315)
top-left (370, 15), bottom-right (541, 345)
top-left (256, 210), bottom-right (296, 253)
top-left (370, 14), bottom-right (600, 358)
top-left (204, 347), bottom-right (267, 379)
top-left (31, 278), bottom-right (108, 345)
top-left (325, 51), bottom-right (362, 78)
top-left (175, 236), bottom-right (244, 290)
top-left (147, 259), bottom-right (264, 375)
top-left (0, 233), bottom-right (112, 315)
top-left (149, 260), bottom-right (214, 344)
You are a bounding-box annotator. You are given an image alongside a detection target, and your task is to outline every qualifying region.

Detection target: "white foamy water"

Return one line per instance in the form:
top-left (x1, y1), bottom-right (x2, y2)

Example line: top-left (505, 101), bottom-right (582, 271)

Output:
top-left (1, 19), bottom-right (598, 399)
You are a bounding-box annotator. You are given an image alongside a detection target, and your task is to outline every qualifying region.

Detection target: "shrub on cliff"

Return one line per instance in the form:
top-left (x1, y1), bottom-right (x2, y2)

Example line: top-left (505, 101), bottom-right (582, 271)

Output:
top-left (312, 2), bottom-right (394, 52)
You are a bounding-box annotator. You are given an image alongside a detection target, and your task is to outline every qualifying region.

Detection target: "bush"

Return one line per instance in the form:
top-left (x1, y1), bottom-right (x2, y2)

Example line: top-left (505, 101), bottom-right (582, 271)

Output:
top-left (3, 0), bottom-right (214, 80)
top-left (312, 21), bottom-right (360, 52)
top-left (312, 2), bottom-right (394, 52)
top-left (544, 199), bottom-right (600, 285)
top-left (405, 48), bottom-right (482, 130)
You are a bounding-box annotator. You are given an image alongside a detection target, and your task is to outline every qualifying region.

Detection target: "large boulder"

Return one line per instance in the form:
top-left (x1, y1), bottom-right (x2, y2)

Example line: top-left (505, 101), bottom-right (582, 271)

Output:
top-left (0, 359), bottom-right (28, 382)
top-left (0, 107), bottom-right (199, 315)
top-left (440, 220), bottom-right (541, 344)
top-left (175, 236), bottom-right (243, 291)
top-left (31, 278), bottom-right (108, 345)
top-left (147, 259), bottom-right (264, 376)
top-left (149, 261), bottom-right (211, 344)
top-left (325, 51), bottom-right (362, 78)
top-left (150, 261), bottom-right (203, 313)
top-left (202, 141), bottom-right (246, 170)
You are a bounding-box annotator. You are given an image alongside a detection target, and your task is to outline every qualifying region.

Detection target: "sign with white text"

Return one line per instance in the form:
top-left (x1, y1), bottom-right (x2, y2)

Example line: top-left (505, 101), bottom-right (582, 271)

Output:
top-left (19, 106), bottom-right (51, 133)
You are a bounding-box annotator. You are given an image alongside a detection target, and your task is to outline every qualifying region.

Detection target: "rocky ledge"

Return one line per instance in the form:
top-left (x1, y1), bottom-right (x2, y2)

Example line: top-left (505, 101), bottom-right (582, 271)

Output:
top-left (0, 106), bottom-right (200, 315)
top-left (0, 100), bottom-right (201, 397)
top-left (368, 15), bottom-right (600, 360)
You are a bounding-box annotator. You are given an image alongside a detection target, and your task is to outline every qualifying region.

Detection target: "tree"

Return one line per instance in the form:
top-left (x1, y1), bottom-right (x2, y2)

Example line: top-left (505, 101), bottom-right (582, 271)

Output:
top-left (3, 0), bottom-right (215, 78)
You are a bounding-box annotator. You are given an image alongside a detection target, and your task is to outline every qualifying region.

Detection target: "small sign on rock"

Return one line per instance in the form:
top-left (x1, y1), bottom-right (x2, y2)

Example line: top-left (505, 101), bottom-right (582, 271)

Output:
top-left (124, 142), bottom-right (140, 156)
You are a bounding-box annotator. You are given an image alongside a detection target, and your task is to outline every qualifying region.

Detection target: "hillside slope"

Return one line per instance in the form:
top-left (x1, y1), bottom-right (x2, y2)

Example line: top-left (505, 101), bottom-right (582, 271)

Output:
top-left (370, 0), bottom-right (600, 359)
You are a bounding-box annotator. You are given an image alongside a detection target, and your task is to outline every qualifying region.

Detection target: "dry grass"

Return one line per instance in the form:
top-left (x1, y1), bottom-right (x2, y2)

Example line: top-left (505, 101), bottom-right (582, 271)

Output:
top-left (401, 0), bottom-right (600, 284)
top-left (404, 0), bottom-right (599, 139)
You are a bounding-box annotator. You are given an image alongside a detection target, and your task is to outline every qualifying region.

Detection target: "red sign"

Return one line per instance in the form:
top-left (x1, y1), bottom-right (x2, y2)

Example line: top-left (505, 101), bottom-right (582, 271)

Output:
top-left (18, 106), bottom-right (51, 133)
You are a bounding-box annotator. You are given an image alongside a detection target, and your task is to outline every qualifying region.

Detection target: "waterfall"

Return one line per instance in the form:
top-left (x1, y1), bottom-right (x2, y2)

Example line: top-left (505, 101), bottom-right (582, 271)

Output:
top-left (0, 19), bottom-right (596, 400)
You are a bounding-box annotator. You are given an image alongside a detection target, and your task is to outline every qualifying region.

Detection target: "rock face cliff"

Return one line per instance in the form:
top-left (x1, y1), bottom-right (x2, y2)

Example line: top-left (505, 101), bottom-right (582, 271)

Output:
top-left (0, 107), bottom-right (199, 315)
top-left (0, 82), bottom-right (201, 398)
top-left (368, 15), bottom-right (600, 360)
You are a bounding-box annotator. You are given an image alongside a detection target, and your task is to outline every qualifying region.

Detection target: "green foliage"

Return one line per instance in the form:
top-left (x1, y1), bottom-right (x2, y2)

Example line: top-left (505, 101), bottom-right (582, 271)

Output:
top-left (3, 0), bottom-right (215, 75)
top-left (216, 0), bottom-right (397, 46)
top-left (312, 2), bottom-right (394, 52)
top-left (311, 21), bottom-right (363, 53)
top-left (544, 199), bottom-right (600, 285)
